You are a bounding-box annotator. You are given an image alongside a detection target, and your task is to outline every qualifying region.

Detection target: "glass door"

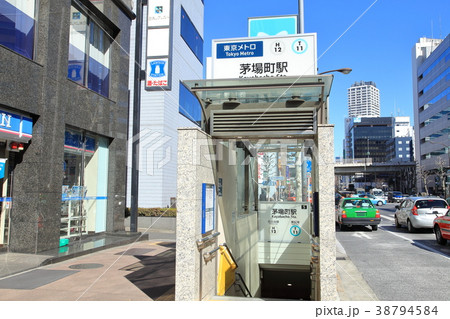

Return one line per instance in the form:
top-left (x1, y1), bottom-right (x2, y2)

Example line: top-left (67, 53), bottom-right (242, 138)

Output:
top-left (61, 129), bottom-right (109, 239)
top-left (0, 144), bottom-right (14, 247)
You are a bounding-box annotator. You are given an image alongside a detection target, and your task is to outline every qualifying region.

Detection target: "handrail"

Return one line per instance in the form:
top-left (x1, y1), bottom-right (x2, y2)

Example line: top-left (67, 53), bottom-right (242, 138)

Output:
top-left (203, 246), bottom-right (220, 263)
top-left (221, 243), bottom-right (252, 298)
top-left (235, 272), bottom-right (252, 298)
top-left (196, 232), bottom-right (220, 250)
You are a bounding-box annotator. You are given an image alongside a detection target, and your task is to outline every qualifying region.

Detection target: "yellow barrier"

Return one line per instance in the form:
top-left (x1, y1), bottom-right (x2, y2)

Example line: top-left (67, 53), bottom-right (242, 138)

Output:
top-left (217, 245), bottom-right (238, 296)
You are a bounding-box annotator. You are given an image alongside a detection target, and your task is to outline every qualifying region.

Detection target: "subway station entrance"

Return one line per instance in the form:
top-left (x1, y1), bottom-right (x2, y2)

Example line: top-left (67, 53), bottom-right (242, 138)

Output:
top-left (175, 76), bottom-right (337, 301)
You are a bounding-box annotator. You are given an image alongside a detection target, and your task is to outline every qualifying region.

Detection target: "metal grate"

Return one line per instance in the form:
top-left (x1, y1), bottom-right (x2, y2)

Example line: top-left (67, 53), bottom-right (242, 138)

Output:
top-left (210, 108), bottom-right (315, 137)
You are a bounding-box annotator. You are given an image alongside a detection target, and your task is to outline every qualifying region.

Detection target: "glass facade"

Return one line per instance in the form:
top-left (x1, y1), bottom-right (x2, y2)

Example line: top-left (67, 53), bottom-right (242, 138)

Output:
top-left (179, 81), bottom-right (201, 126)
top-left (353, 126), bottom-right (392, 162)
top-left (61, 129), bottom-right (109, 238)
top-left (0, 0), bottom-right (36, 59)
top-left (180, 6), bottom-right (203, 63)
top-left (68, 2), bottom-right (111, 97)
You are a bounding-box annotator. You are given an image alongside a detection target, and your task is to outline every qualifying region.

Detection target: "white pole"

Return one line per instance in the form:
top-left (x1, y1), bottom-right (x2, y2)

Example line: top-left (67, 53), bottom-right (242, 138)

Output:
top-left (298, 0), bottom-right (304, 33)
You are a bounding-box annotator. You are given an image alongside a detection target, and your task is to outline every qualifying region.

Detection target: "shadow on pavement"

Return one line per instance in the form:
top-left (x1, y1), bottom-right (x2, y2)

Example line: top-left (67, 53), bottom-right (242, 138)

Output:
top-left (335, 225), bottom-right (375, 232)
top-left (121, 243), bottom-right (176, 301)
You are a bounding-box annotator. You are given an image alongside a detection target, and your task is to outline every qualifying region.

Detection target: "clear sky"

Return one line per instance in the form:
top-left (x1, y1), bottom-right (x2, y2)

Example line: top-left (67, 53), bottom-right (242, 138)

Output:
top-left (202, 0), bottom-right (450, 157)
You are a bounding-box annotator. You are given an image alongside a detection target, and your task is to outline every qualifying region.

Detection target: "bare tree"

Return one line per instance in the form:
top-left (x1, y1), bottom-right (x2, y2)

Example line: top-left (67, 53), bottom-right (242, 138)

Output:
top-left (435, 157), bottom-right (448, 198)
top-left (417, 165), bottom-right (432, 195)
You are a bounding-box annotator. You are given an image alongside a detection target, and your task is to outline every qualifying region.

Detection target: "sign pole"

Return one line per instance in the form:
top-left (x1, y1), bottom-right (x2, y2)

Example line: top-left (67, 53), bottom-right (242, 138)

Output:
top-left (131, 0), bottom-right (144, 233)
top-left (298, 0), bottom-right (304, 33)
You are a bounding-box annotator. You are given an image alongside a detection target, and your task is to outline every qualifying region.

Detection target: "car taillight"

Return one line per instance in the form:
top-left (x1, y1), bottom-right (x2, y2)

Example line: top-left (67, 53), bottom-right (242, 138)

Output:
top-left (342, 211), bottom-right (347, 218)
top-left (376, 210), bottom-right (380, 218)
top-left (412, 206), bottom-right (418, 215)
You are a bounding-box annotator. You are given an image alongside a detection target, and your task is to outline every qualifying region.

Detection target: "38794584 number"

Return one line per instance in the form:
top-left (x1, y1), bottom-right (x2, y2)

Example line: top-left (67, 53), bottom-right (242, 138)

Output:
top-left (375, 306), bottom-right (438, 316)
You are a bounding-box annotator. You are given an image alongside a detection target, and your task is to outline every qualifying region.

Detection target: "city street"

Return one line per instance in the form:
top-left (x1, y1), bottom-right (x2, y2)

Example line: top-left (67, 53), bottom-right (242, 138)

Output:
top-left (336, 203), bottom-right (450, 301)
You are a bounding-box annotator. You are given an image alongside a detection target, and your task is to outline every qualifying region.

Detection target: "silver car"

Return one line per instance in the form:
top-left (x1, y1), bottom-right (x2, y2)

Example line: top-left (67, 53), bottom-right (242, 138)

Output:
top-left (394, 197), bottom-right (449, 232)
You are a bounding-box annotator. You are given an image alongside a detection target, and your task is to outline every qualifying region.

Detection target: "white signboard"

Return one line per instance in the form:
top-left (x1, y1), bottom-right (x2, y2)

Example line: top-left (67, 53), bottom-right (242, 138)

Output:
top-left (211, 33), bottom-right (317, 79)
top-left (147, 0), bottom-right (171, 27)
top-left (258, 202), bottom-right (311, 243)
top-left (145, 0), bottom-right (172, 90)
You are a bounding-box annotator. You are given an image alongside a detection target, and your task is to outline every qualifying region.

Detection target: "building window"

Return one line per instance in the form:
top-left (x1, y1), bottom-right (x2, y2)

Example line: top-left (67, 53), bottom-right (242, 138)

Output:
top-left (179, 81), bottom-right (201, 126)
top-left (67, 2), bottom-right (112, 97)
top-left (180, 6), bottom-right (203, 63)
top-left (61, 128), bottom-right (109, 238)
top-left (0, 0), bottom-right (36, 59)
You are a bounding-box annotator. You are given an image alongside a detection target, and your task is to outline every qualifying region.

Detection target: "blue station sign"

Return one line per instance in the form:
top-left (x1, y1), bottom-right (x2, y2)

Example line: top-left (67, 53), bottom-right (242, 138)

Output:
top-left (216, 41), bottom-right (263, 59)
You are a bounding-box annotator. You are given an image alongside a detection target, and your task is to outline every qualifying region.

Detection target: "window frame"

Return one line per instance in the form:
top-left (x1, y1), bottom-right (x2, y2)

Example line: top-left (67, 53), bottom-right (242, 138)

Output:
top-left (180, 5), bottom-right (203, 64)
top-left (68, 0), bottom-right (117, 97)
top-left (0, 0), bottom-right (38, 60)
top-left (179, 81), bottom-right (202, 126)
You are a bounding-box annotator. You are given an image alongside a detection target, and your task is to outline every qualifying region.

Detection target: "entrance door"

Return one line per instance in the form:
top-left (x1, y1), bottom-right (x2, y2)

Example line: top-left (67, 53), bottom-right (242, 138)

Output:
top-left (255, 141), bottom-right (313, 266)
top-left (61, 129), bottom-right (109, 239)
top-left (0, 143), bottom-right (14, 247)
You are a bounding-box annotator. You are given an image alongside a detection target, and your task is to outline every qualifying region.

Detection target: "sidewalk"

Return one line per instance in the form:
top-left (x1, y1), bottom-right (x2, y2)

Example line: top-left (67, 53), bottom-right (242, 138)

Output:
top-left (0, 230), bottom-right (176, 301)
top-left (0, 230), bottom-right (376, 301)
top-left (336, 239), bottom-right (378, 301)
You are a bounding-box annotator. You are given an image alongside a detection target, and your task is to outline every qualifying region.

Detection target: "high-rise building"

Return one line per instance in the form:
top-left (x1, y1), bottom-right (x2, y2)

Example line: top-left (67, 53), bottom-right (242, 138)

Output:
top-left (127, 0), bottom-right (204, 208)
top-left (347, 81), bottom-right (380, 117)
top-left (411, 35), bottom-right (449, 194)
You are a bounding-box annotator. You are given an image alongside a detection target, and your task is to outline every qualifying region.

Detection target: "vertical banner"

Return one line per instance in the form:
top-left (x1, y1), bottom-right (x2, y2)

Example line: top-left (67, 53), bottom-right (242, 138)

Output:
top-left (201, 183), bottom-right (216, 234)
top-left (145, 0), bottom-right (172, 90)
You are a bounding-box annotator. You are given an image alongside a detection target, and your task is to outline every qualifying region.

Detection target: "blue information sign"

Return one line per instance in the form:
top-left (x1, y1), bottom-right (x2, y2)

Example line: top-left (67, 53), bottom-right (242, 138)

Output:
top-left (201, 183), bottom-right (216, 234)
top-left (216, 41), bottom-right (263, 59)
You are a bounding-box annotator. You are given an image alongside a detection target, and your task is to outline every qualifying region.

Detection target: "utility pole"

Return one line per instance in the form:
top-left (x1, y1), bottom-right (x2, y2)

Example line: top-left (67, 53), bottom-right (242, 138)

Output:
top-left (131, 0), bottom-right (144, 233)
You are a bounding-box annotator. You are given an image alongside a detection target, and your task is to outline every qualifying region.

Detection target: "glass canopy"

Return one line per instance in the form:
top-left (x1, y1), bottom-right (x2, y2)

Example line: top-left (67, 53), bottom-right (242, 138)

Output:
top-left (183, 75), bottom-right (333, 106)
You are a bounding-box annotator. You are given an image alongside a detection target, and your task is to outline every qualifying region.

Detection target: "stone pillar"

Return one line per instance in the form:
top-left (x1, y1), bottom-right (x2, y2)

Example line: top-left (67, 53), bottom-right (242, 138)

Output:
top-left (175, 128), bottom-right (218, 301)
top-left (317, 124), bottom-right (337, 300)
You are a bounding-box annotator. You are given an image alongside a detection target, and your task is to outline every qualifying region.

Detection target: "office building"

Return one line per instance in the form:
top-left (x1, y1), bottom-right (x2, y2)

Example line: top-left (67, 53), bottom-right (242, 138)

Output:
top-left (412, 35), bottom-right (449, 194)
top-left (0, 0), bottom-right (134, 253)
top-left (344, 117), bottom-right (413, 163)
top-left (127, 0), bottom-right (204, 208)
top-left (347, 81), bottom-right (380, 117)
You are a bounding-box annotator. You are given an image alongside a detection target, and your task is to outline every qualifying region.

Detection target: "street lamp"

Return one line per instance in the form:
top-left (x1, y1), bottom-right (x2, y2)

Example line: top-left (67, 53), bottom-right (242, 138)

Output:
top-left (318, 68), bottom-right (352, 75)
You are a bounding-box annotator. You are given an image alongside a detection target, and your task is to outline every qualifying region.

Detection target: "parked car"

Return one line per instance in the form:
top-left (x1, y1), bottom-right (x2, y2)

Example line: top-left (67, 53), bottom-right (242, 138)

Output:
top-left (433, 209), bottom-right (450, 245)
top-left (394, 197), bottom-right (449, 232)
top-left (336, 197), bottom-right (381, 231)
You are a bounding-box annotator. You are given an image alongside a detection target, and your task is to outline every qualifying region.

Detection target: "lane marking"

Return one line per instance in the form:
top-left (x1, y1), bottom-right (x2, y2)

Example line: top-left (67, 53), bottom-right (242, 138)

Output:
top-left (352, 232), bottom-right (372, 239)
top-left (379, 226), bottom-right (450, 261)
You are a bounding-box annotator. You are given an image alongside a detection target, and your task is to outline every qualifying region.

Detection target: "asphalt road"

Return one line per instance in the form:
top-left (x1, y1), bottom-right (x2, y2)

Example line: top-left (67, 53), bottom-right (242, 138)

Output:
top-left (336, 203), bottom-right (450, 301)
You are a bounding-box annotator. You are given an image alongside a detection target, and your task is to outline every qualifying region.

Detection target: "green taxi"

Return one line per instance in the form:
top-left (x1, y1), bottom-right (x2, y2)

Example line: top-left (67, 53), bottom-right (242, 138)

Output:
top-left (336, 197), bottom-right (381, 231)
